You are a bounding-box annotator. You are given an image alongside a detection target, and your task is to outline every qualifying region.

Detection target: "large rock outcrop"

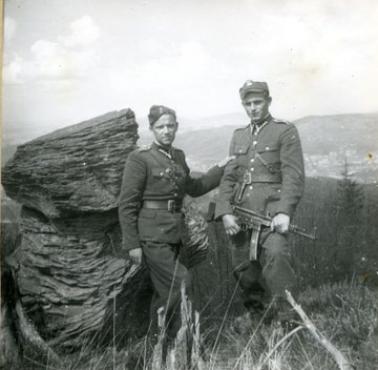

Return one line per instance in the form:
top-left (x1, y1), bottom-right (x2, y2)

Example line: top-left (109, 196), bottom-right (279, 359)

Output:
top-left (2, 109), bottom-right (152, 353)
top-left (3, 109), bottom-right (138, 217)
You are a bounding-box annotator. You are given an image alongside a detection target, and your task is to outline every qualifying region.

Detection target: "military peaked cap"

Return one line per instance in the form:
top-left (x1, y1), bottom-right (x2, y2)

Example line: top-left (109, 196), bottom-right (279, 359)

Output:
top-left (148, 105), bottom-right (177, 126)
top-left (239, 80), bottom-right (270, 100)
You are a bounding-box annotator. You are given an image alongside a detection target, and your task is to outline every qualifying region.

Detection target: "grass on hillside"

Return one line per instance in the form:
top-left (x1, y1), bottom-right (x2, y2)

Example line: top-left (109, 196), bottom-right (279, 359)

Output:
top-left (9, 280), bottom-right (377, 370)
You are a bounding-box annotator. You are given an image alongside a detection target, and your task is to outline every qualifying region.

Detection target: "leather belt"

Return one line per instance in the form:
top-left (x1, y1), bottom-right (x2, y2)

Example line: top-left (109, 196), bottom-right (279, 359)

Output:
top-left (142, 200), bottom-right (182, 212)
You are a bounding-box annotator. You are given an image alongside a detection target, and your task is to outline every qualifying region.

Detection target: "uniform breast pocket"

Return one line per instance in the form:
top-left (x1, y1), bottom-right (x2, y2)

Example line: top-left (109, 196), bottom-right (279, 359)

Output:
top-left (151, 168), bottom-right (168, 180)
top-left (233, 145), bottom-right (249, 168)
top-left (233, 145), bottom-right (249, 156)
top-left (256, 144), bottom-right (280, 163)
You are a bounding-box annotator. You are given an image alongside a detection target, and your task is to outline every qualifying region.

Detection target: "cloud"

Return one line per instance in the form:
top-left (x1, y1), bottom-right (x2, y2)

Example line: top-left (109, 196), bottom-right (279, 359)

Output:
top-left (60, 15), bottom-right (100, 47)
top-left (95, 40), bottom-right (237, 121)
top-left (109, 41), bottom-right (229, 91)
top-left (3, 16), bottom-right (100, 85)
top-left (29, 39), bottom-right (98, 80)
top-left (4, 0), bottom-right (378, 127)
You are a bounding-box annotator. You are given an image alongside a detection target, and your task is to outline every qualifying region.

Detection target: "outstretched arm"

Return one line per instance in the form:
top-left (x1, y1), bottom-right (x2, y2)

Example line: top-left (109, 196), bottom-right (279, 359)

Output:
top-left (214, 133), bottom-right (239, 218)
top-left (182, 153), bottom-right (233, 197)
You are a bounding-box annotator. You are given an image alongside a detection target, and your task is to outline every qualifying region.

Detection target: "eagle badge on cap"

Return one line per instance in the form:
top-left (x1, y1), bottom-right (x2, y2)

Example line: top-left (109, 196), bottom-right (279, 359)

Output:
top-left (239, 80), bottom-right (270, 100)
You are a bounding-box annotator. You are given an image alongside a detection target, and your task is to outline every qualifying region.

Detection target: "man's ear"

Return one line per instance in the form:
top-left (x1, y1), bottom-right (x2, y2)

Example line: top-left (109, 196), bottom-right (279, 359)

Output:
top-left (175, 121), bottom-right (179, 130)
top-left (267, 96), bottom-right (272, 105)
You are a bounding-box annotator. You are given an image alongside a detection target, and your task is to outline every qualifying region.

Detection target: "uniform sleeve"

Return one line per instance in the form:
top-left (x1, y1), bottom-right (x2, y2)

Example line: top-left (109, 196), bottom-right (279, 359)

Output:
top-left (276, 125), bottom-right (305, 217)
top-left (214, 133), bottom-right (239, 218)
top-left (184, 161), bottom-right (224, 198)
top-left (176, 149), bottom-right (223, 197)
top-left (118, 151), bottom-right (147, 254)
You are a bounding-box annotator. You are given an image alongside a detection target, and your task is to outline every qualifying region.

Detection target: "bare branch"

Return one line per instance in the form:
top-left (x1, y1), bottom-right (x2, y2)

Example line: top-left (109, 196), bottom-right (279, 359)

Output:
top-left (285, 290), bottom-right (354, 370)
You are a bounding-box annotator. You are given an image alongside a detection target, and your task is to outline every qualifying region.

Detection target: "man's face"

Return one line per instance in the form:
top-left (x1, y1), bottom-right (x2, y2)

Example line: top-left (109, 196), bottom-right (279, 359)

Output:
top-left (150, 113), bottom-right (178, 147)
top-left (242, 93), bottom-right (272, 122)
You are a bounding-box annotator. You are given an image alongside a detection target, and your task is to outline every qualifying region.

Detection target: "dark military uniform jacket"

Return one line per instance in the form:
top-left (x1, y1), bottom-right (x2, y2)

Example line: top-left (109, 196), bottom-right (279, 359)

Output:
top-left (119, 142), bottom-right (223, 252)
top-left (215, 115), bottom-right (305, 219)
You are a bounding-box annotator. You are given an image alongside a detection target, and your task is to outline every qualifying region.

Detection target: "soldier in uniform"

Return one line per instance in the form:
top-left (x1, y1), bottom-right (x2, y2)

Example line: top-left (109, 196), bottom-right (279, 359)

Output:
top-left (118, 105), bottom-right (231, 345)
top-left (215, 80), bottom-right (305, 323)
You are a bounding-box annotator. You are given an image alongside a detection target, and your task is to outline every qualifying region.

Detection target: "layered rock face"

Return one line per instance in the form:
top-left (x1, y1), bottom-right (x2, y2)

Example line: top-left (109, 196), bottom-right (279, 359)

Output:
top-left (3, 109), bottom-right (138, 217)
top-left (2, 109), bottom-right (152, 351)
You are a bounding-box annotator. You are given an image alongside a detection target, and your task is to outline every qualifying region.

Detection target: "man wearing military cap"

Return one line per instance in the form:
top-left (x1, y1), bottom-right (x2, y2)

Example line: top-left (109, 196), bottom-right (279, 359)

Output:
top-left (118, 105), bottom-right (231, 346)
top-left (215, 80), bottom-right (305, 324)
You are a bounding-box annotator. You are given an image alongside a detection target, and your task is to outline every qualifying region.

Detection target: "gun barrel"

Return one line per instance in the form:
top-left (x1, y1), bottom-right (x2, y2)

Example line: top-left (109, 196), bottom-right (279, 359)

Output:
top-left (289, 224), bottom-right (317, 240)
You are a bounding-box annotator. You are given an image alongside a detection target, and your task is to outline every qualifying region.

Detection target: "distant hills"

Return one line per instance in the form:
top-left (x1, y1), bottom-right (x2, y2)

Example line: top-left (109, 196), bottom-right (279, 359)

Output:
top-left (142, 112), bottom-right (378, 183)
top-left (294, 113), bottom-right (378, 181)
top-left (3, 112), bottom-right (378, 183)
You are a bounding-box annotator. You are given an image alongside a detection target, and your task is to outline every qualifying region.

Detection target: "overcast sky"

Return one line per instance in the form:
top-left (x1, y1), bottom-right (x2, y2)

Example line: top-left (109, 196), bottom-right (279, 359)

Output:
top-left (3, 0), bottom-right (378, 144)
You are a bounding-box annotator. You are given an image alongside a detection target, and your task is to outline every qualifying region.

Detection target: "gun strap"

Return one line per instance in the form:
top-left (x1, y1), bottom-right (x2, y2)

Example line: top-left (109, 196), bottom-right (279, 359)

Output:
top-left (206, 201), bottom-right (216, 222)
top-left (255, 152), bottom-right (277, 174)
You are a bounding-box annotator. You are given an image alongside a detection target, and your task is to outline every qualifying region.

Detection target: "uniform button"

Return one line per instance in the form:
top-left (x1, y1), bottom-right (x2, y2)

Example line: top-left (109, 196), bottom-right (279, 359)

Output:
top-left (160, 172), bottom-right (164, 176)
top-left (253, 140), bottom-right (258, 145)
top-left (174, 193), bottom-right (178, 197)
top-left (250, 158), bottom-right (255, 163)
top-left (249, 186), bottom-right (253, 190)
top-left (250, 168), bottom-right (254, 172)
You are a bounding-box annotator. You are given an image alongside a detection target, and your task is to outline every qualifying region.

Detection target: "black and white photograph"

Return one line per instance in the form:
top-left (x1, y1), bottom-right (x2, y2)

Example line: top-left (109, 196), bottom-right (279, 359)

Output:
top-left (1, 1), bottom-right (378, 369)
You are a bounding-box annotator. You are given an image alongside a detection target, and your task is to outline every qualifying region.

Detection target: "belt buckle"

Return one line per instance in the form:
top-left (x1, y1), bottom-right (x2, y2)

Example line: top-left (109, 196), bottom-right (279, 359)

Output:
top-left (167, 200), bottom-right (175, 212)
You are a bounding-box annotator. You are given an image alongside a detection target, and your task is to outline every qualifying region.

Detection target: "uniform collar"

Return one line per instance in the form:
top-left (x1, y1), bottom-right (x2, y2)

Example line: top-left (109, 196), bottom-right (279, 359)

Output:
top-left (152, 141), bottom-right (173, 159)
top-left (250, 113), bottom-right (272, 127)
top-left (250, 114), bottom-right (272, 135)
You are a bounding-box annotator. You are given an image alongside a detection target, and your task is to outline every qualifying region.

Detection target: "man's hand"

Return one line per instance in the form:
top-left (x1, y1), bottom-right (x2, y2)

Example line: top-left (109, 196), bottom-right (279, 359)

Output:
top-left (222, 214), bottom-right (241, 236)
top-left (271, 213), bottom-right (290, 234)
top-left (217, 155), bottom-right (236, 168)
top-left (128, 247), bottom-right (143, 265)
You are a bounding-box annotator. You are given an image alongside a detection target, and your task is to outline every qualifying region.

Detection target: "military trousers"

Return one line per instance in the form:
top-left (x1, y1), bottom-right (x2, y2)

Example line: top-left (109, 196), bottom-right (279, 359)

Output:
top-left (142, 241), bottom-right (191, 342)
top-left (230, 227), bottom-right (296, 311)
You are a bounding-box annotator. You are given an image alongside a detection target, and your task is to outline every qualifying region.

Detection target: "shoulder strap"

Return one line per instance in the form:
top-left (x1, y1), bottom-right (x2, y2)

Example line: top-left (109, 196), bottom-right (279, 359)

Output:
top-left (255, 152), bottom-right (277, 173)
top-left (138, 144), bottom-right (152, 152)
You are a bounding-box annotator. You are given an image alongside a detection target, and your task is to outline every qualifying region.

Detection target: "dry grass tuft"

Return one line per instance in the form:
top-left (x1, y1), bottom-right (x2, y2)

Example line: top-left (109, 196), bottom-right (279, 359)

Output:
top-left (7, 280), bottom-right (378, 370)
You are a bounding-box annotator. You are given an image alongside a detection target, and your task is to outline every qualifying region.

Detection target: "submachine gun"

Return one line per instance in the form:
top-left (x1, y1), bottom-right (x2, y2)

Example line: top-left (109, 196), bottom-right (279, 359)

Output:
top-left (232, 204), bottom-right (317, 261)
